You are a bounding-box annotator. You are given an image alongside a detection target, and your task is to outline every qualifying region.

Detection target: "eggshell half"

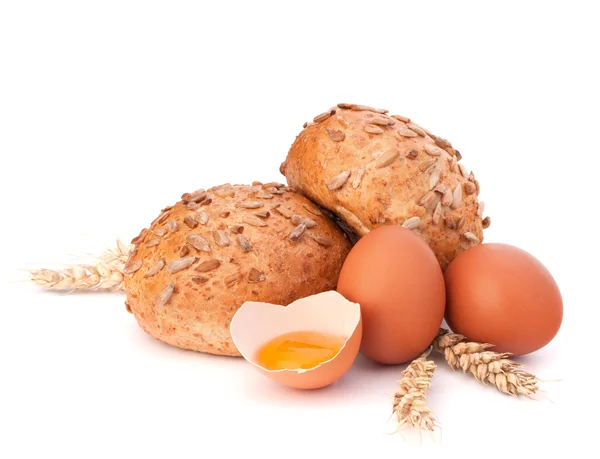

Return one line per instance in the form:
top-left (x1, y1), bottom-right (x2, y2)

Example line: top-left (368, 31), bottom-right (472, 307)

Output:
top-left (230, 291), bottom-right (362, 389)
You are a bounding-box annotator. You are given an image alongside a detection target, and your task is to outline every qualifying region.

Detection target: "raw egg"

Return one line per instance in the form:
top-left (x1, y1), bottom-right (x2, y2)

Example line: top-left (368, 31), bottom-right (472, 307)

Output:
top-left (337, 225), bottom-right (446, 365)
top-left (229, 291), bottom-right (362, 389)
top-left (444, 243), bottom-right (563, 356)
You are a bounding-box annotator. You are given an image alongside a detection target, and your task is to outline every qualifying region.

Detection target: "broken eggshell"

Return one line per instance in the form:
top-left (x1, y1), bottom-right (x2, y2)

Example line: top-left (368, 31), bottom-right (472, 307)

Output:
top-left (230, 290), bottom-right (362, 389)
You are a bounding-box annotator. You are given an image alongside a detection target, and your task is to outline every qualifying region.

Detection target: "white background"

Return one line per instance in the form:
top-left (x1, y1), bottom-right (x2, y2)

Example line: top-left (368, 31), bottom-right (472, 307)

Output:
top-left (1, 1), bottom-right (598, 457)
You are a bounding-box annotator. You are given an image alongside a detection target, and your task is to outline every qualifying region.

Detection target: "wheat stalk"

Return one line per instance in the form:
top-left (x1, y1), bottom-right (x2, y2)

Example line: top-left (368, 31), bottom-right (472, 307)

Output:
top-left (28, 240), bottom-right (131, 292)
top-left (433, 328), bottom-right (539, 397)
top-left (95, 239), bottom-right (131, 267)
top-left (392, 347), bottom-right (439, 432)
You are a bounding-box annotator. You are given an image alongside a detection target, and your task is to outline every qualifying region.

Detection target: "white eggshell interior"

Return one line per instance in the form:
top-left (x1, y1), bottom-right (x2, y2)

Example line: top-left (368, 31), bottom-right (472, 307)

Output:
top-left (230, 290), bottom-right (361, 373)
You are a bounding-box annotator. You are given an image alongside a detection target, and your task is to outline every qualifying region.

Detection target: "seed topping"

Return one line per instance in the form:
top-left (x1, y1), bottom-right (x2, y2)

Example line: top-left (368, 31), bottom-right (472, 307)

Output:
top-left (442, 188), bottom-right (454, 207)
top-left (450, 155), bottom-right (458, 172)
top-left (190, 276), bottom-right (208, 284)
top-left (145, 259), bottom-right (165, 277)
top-left (364, 124), bottom-right (385, 134)
top-left (391, 114), bottom-right (410, 123)
top-left (371, 150), bottom-right (399, 169)
top-left (255, 210), bottom-right (270, 219)
top-left (313, 109), bottom-right (336, 123)
top-left (262, 182), bottom-right (284, 189)
top-left (131, 228), bottom-right (147, 245)
top-left (273, 205), bottom-right (293, 218)
top-left (341, 104), bottom-right (387, 114)
top-left (242, 215), bottom-right (268, 227)
top-left (425, 144), bottom-right (445, 157)
top-left (182, 189), bottom-right (207, 204)
top-left (463, 181), bottom-right (476, 195)
top-left (145, 238), bottom-right (160, 247)
top-left (213, 230), bottom-right (230, 247)
top-left (450, 184), bottom-right (462, 210)
top-left (406, 149), bottom-right (418, 159)
top-left (248, 268), bottom-right (266, 283)
top-left (289, 222), bottom-right (307, 242)
top-left (184, 215), bottom-right (199, 229)
top-left (406, 123), bottom-right (427, 137)
top-left (433, 136), bottom-right (452, 150)
top-left (156, 284), bottom-right (175, 307)
top-left (156, 211), bottom-right (171, 224)
top-left (166, 220), bottom-right (179, 233)
top-left (429, 165), bottom-right (442, 190)
top-left (225, 273), bottom-right (242, 288)
top-left (228, 225), bottom-right (244, 234)
top-left (327, 128), bottom-right (345, 142)
top-left (186, 234), bottom-right (211, 252)
top-left (123, 259), bottom-right (143, 274)
top-left (303, 204), bottom-right (322, 216)
top-left (237, 234), bottom-right (251, 252)
top-left (195, 259), bottom-right (221, 273)
top-left (237, 200), bottom-right (263, 209)
top-left (369, 117), bottom-right (395, 126)
top-left (180, 245), bottom-right (190, 257)
top-left (327, 170), bottom-right (351, 190)
top-left (291, 214), bottom-right (317, 228)
top-left (213, 187), bottom-right (235, 198)
top-left (152, 228), bottom-right (167, 237)
top-left (420, 191), bottom-right (439, 211)
top-left (398, 126), bottom-right (418, 137)
top-left (402, 216), bottom-right (421, 230)
top-left (432, 203), bottom-right (442, 225)
top-left (310, 234), bottom-right (333, 247)
top-left (477, 201), bottom-right (485, 218)
top-left (463, 232), bottom-right (480, 243)
top-left (168, 257), bottom-right (197, 273)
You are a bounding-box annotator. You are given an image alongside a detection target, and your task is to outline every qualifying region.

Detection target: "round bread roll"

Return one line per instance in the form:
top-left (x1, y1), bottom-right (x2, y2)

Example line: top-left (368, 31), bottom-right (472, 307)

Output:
top-left (123, 182), bottom-right (351, 356)
top-left (280, 103), bottom-right (489, 269)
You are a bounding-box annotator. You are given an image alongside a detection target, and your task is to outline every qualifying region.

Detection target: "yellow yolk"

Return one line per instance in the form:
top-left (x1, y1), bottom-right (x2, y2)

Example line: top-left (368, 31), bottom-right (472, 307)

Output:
top-left (257, 331), bottom-right (346, 370)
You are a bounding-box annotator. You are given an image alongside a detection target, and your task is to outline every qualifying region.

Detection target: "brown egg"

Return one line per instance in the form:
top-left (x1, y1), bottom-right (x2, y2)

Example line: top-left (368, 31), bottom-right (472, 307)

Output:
top-left (337, 226), bottom-right (446, 364)
top-left (444, 243), bottom-right (563, 356)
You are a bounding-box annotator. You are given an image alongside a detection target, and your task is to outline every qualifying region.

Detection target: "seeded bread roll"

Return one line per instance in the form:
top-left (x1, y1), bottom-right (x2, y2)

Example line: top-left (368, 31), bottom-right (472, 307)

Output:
top-left (123, 182), bottom-right (351, 356)
top-left (280, 103), bottom-right (489, 269)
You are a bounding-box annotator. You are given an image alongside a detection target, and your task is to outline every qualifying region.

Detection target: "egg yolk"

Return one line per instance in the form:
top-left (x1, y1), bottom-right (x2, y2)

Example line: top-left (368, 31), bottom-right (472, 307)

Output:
top-left (257, 331), bottom-right (346, 370)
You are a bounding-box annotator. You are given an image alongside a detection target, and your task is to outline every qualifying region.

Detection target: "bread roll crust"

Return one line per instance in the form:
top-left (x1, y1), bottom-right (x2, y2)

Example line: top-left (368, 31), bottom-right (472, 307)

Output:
top-left (281, 104), bottom-right (486, 268)
top-left (123, 183), bottom-right (351, 356)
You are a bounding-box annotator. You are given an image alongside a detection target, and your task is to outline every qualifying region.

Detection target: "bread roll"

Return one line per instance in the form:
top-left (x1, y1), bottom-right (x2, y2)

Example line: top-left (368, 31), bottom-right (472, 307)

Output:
top-left (280, 103), bottom-right (489, 269)
top-left (123, 182), bottom-right (351, 356)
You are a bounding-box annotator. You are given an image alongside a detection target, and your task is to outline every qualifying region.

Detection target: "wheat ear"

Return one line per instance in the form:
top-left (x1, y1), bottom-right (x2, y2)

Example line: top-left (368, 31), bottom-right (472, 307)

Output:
top-left (392, 346), bottom-right (439, 432)
top-left (28, 240), bottom-right (131, 292)
top-left (433, 328), bottom-right (539, 397)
